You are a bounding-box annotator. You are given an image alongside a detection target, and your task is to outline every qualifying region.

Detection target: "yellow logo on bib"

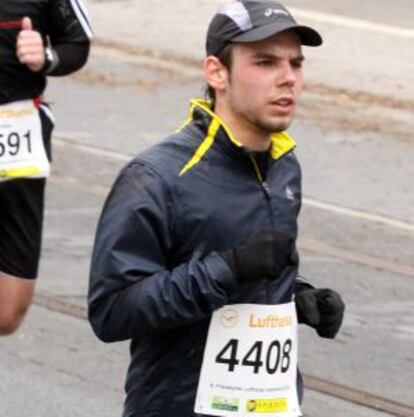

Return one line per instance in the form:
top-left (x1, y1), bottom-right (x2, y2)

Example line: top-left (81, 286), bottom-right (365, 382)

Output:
top-left (245, 398), bottom-right (288, 413)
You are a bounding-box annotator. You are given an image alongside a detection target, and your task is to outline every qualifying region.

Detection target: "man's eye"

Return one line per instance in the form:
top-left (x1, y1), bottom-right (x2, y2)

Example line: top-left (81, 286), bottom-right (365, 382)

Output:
top-left (292, 61), bottom-right (303, 69)
top-left (257, 60), bottom-right (272, 66)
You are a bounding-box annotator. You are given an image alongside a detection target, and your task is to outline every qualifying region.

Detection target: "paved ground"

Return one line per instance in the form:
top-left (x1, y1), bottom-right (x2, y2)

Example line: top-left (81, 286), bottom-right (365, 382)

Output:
top-left (1, 1), bottom-right (413, 416)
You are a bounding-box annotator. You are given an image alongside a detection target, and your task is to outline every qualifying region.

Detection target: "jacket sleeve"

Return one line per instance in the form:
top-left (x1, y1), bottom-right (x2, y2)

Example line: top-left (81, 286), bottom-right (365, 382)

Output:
top-left (293, 246), bottom-right (313, 292)
top-left (47, 0), bottom-right (93, 43)
top-left (294, 274), bottom-right (314, 293)
top-left (88, 162), bottom-right (238, 343)
top-left (44, 0), bottom-right (92, 75)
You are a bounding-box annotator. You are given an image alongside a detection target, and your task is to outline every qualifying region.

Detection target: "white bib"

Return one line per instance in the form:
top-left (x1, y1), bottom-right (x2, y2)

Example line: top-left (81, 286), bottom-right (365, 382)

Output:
top-left (195, 302), bottom-right (301, 417)
top-left (0, 100), bottom-right (50, 181)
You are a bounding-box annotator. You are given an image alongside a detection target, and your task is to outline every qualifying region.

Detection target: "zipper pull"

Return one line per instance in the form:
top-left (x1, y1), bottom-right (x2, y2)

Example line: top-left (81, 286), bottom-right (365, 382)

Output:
top-left (262, 181), bottom-right (271, 200)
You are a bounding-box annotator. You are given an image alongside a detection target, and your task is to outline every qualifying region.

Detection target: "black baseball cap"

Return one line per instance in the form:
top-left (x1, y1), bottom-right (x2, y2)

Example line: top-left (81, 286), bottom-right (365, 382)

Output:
top-left (206, 0), bottom-right (322, 56)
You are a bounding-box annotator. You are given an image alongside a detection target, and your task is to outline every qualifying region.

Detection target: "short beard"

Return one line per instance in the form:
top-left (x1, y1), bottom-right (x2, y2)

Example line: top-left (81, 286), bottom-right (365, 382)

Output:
top-left (257, 119), bottom-right (291, 133)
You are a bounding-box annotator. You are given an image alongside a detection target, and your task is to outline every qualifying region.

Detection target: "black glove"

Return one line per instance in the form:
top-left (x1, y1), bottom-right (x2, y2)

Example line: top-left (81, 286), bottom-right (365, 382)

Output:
top-left (295, 287), bottom-right (345, 338)
top-left (218, 230), bottom-right (295, 284)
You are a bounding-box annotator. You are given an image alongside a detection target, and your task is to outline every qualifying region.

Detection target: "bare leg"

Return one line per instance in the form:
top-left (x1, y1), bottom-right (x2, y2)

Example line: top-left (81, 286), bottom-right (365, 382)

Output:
top-left (0, 271), bottom-right (35, 335)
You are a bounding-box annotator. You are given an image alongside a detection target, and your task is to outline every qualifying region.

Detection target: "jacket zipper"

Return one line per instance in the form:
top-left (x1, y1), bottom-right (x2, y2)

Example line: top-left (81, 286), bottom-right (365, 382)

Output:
top-left (249, 154), bottom-right (274, 227)
top-left (250, 154), bottom-right (278, 303)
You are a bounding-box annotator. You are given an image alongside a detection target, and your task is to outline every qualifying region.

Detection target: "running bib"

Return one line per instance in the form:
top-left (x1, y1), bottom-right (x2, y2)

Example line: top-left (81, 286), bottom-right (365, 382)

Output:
top-left (195, 302), bottom-right (301, 417)
top-left (0, 100), bottom-right (50, 181)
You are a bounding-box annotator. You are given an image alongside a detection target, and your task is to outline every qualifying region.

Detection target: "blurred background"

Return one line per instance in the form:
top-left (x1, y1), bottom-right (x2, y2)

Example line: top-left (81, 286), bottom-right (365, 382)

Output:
top-left (1, 1), bottom-right (413, 416)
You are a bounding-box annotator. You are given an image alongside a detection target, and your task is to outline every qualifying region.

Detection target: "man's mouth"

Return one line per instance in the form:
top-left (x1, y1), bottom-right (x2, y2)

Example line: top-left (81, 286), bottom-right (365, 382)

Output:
top-left (270, 97), bottom-right (295, 114)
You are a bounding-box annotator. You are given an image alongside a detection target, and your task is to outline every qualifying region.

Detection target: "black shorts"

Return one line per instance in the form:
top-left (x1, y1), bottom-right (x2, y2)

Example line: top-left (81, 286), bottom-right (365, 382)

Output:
top-left (0, 103), bottom-right (53, 279)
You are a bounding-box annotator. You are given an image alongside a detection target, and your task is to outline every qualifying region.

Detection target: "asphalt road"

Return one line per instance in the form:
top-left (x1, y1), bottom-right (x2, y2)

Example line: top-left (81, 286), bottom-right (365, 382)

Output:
top-left (1, 0), bottom-right (413, 416)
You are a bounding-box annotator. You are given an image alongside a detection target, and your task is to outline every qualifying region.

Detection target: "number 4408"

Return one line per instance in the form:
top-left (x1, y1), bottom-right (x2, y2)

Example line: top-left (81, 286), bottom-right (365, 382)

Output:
top-left (215, 338), bottom-right (292, 375)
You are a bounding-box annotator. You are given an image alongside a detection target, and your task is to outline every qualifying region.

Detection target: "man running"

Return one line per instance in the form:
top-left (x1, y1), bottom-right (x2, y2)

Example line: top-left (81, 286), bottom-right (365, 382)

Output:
top-left (0, 0), bottom-right (93, 335)
top-left (89, 1), bottom-right (345, 416)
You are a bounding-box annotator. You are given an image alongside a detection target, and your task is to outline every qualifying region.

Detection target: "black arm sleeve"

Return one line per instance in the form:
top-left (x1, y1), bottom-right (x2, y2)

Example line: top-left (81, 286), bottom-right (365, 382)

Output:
top-left (47, 0), bottom-right (93, 43)
top-left (47, 42), bottom-right (90, 76)
top-left (43, 0), bottom-right (92, 75)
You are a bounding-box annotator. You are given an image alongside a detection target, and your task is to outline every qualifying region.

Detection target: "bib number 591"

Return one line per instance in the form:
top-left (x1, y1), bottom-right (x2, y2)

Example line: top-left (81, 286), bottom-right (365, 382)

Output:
top-left (0, 130), bottom-right (32, 157)
top-left (215, 338), bottom-right (292, 375)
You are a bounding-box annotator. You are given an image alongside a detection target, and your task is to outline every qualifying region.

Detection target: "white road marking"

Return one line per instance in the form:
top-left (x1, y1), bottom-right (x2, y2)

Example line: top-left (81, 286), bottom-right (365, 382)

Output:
top-left (303, 198), bottom-right (414, 233)
top-left (55, 135), bottom-right (131, 162)
top-left (208, 0), bottom-right (414, 38)
top-left (289, 7), bottom-right (414, 38)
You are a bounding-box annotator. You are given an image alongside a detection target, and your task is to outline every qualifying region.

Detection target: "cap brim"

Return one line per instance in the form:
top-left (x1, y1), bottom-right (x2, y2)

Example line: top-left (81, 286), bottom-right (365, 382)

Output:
top-left (232, 22), bottom-right (322, 47)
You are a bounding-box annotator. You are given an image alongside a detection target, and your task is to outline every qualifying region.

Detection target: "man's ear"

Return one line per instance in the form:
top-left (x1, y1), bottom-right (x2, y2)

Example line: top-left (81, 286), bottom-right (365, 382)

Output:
top-left (203, 56), bottom-right (228, 93)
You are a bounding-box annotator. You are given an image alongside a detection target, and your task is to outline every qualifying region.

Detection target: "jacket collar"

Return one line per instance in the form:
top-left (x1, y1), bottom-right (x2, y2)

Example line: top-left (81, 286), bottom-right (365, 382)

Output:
top-left (186, 99), bottom-right (297, 161)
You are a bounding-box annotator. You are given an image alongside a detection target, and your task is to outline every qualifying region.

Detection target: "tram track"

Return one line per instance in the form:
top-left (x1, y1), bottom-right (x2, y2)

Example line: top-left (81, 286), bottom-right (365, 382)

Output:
top-left (62, 36), bottom-right (414, 146)
top-left (33, 291), bottom-right (414, 417)
top-left (91, 36), bottom-right (414, 114)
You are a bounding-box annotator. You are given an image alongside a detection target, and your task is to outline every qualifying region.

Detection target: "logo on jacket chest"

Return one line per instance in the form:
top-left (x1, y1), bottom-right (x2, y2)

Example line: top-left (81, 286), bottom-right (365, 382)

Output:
top-left (285, 186), bottom-right (295, 201)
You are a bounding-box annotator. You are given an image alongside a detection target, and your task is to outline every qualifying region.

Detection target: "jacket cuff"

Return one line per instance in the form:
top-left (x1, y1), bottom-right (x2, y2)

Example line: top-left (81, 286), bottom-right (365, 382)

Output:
top-left (294, 274), bottom-right (314, 295)
top-left (204, 251), bottom-right (239, 294)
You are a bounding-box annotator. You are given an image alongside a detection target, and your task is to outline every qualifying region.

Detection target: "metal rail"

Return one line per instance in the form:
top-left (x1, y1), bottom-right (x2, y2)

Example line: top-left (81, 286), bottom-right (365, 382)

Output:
top-left (34, 292), bottom-right (414, 417)
top-left (303, 374), bottom-right (414, 417)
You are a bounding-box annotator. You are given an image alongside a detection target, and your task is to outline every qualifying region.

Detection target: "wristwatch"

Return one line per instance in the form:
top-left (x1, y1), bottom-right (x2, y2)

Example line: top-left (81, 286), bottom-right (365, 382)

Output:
top-left (41, 46), bottom-right (59, 74)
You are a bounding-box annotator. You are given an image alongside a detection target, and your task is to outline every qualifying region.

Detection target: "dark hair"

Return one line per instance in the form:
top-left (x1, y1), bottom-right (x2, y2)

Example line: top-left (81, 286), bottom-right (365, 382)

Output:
top-left (205, 44), bottom-right (234, 109)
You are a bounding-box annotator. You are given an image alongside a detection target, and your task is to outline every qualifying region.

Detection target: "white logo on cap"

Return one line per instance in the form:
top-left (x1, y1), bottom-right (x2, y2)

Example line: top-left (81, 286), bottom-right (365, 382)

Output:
top-left (264, 8), bottom-right (289, 17)
top-left (218, 2), bottom-right (253, 31)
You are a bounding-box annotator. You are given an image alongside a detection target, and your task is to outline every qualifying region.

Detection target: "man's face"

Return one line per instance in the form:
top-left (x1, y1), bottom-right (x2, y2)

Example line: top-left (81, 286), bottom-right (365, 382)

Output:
top-left (222, 31), bottom-right (304, 135)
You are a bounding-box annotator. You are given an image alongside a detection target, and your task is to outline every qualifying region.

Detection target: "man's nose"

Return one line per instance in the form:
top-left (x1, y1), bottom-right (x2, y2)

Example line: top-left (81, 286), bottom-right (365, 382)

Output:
top-left (276, 63), bottom-right (297, 87)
